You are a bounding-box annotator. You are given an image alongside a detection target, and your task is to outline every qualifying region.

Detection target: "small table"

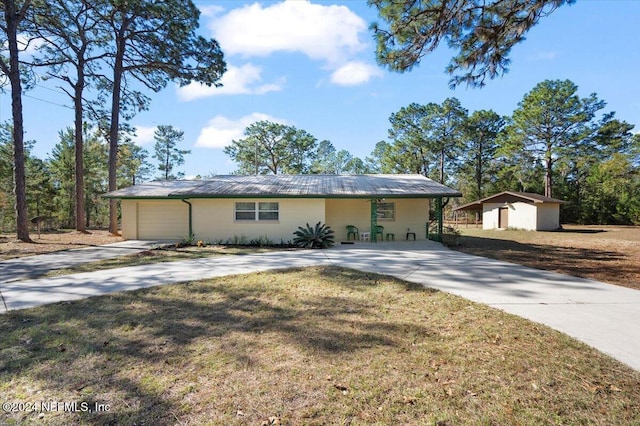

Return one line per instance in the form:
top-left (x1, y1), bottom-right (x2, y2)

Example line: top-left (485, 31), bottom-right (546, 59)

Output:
top-left (406, 232), bottom-right (416, 241)
top-left (360, 231), bottom-right (370, 241)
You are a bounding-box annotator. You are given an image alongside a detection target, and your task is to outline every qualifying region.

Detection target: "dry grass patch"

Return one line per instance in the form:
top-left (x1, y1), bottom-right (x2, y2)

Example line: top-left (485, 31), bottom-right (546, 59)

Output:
top-left (1, 267), bottom-right (638, 425)
top-left (448, 225), bottom-right (640, 289)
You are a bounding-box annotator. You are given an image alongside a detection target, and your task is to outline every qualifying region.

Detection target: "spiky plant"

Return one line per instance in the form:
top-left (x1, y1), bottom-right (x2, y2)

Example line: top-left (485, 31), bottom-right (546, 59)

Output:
top-left (293, 222), bottom-right (335, 249)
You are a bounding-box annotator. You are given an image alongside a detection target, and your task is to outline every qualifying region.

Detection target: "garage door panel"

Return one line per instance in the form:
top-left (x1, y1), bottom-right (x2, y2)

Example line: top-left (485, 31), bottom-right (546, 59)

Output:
top-left (138, 202), bottom-right (188, 240)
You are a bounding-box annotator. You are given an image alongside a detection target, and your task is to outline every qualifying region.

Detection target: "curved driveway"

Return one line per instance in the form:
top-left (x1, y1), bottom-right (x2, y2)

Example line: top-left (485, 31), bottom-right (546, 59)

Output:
top-left (1, 241), bottom-right (639, 371)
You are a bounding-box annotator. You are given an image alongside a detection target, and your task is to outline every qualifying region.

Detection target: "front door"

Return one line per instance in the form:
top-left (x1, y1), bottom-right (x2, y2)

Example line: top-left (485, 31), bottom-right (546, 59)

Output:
top-left (498, 207), bottom-right (509, 229)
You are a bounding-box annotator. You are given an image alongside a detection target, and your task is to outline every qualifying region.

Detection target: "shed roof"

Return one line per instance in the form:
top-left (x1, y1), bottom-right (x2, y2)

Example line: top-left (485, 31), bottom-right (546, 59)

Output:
top-left (104, 174), bottom-right (462, 199)
top-left (454, 191), bottom-right (567, 211)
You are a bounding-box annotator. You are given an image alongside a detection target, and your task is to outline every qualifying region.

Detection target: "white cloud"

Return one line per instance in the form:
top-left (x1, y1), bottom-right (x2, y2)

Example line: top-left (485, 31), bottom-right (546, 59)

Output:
top-left (195, 113), bottom-right (288, 149)
top-left (5, 34), bottom-right (45, 56)
top-left (199, 5), bottom-right (224, 17)
top-left (330, 61), bottom-right (383, 86)
top-left (527, 51), bottom-right (557, 61)
top-left (132, 125), bottom-right (157, 146)
top-left (201, 1), bottom-right (380, 88)
top-left (209, 1), bottom-right (367, 65)
top-left (177, 63), bottom-right (284, 101)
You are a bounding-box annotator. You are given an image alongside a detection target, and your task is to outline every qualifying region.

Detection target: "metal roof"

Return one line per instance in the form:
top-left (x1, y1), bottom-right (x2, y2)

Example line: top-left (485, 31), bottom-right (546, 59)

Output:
top-left (454, 191), bottom-right (567, 211)
top-left (104, 174), bottom-right (462, 199)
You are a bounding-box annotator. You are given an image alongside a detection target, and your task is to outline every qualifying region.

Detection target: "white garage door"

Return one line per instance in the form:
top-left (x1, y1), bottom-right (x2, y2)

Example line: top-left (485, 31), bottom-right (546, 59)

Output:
top-left (137, 201), bottom-right (189, 240)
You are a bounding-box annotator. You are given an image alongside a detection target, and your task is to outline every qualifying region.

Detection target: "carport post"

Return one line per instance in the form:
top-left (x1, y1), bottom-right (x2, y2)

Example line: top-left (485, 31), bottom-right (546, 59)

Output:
top-left (181, 199), bottom-right (193, 238)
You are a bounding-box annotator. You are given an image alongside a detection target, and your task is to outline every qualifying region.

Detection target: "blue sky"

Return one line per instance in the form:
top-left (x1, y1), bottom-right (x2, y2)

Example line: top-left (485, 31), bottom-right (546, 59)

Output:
top-left (3, 0), bottom-right (640, 178)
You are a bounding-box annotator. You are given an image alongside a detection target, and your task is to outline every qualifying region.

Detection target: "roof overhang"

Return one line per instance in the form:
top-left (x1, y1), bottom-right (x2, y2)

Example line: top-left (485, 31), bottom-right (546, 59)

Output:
top-left (454, 191), bottom-right (567, 211)
top-left (453, 201), bottom-right (483, 212)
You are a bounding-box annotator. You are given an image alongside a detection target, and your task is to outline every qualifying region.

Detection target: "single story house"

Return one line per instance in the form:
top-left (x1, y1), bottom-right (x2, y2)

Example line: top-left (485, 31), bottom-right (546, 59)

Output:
top-left (104, 174), bottom-right (461, 243)
top-left (454, 191), bottom-right (567, 231)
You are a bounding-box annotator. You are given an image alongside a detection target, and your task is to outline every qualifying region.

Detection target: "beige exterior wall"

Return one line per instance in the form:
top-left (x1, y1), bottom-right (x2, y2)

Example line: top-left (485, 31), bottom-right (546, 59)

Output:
top-left (121, 200), bottom-right (138, 240)
top-left (121, 197), bottom-right (434, 241)
top-left (508, 202), bottom-right (537, 230)
top-left (123, 200), bottom-right (189, 240)
top-left (484, 201), bottom-right (560, 231)
top-left (536, 203), bottom-right (561, 230)
top-left (482, 203), bottom-right (503, 230)
top-left (325, 199), bottom-right (370, 240)
top-left (484, 202), bottom-right (539, 230)
top-left (326, 198), bottom-right (430, 241)
top-left (191, 198), bottom-right (325, 243)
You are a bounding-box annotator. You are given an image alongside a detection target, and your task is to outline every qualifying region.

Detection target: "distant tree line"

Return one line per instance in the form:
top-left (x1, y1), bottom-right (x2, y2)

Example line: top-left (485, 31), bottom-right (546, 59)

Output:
top-left (0, 122), bottom-right (194, 232)
top-left (225, 79), bottom-right (639, 225)
top-left (374, 79), bottom-right (639, 225)
top-left (2, 82), bottom-right (637, 232)
top-left (224, 121), bottom-right (369, 175)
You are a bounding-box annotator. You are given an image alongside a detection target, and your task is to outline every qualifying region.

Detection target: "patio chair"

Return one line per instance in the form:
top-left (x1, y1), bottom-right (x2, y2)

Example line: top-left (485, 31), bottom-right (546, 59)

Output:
top-left (346, 225), bottom-right (359, 241)
top-left (373, 225), bottom-right (384, 241)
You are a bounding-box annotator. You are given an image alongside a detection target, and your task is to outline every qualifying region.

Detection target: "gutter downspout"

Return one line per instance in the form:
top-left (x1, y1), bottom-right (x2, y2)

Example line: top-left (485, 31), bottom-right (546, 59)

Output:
top-left (370, 198), bottom-right (378, 243)
top-left (181, 199), bottom-right (193, 238)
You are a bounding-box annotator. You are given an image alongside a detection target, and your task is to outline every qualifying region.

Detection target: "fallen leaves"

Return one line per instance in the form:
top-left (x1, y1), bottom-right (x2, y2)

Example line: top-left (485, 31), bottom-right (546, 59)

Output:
top-left (333, 384), bottom-right (348, 395)
top-left (582, 381), bottom-right (624, 395)
top-left (261, 416), bottom-right (281, 425)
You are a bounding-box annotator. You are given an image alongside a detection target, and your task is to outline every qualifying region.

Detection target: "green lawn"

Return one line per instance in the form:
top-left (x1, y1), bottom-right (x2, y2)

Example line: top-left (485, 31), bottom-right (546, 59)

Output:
top-left (1, 267), bottom-right (638, 425)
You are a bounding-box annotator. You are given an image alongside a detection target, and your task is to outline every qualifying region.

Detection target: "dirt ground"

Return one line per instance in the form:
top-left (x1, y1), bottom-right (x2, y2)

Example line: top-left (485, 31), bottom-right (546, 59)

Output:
top-left (0, 229), bottom-right (123, 260)
top-left (447, 224), bottom-right (640, 290)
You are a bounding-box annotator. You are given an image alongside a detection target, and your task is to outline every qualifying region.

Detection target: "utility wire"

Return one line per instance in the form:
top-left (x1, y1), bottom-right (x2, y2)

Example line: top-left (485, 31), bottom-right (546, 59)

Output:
top-left (34, 82), bottom-right (68, 96)
top-left (23, 93), bottom-right (73, 109)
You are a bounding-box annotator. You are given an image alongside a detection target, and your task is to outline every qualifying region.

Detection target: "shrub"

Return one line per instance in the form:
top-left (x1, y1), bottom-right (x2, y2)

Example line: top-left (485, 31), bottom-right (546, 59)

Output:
top-left (293, 222), bottom-right (335, 249)
top-left (230, 235), bottom-right (249, 245)
top-left (250, 235), bottom-right (273, 247)
top-left (176, 233), bottom-right (196, 248)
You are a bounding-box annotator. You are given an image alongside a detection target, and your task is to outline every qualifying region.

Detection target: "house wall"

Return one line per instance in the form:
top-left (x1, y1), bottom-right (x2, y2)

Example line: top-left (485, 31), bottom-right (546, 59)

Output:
top-left (536, 203), bottom-right (560, 230)
top-left (325, 199), bottom-right (370, 240)
top-left (508, 202), bottom-right (537, 230)
top-left (483, 202), bottom-right (539, 231)
top-left (121, 197), bottom-right (433, 241)
top-left (191, 198), bottom-right (325, 243)
top-left (326, 198), bottom-right (430, 240)
top-left (121, 200), bottom-right (137, 239)
top-left (482, 203), bottom-right (502, 230)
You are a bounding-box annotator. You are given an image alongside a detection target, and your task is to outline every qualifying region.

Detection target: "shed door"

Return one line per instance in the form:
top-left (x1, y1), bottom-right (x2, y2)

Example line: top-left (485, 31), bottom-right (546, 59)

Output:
top-left (137, 202), bottom-right (188, 240)
top-left (498, 207), bottom-right (509, 229)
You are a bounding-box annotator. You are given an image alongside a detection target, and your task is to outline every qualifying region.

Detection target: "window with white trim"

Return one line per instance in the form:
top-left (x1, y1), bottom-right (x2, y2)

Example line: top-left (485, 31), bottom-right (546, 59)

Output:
top-left (235, 202), bottom-right (279, 221)
top-left (377, 202), bottom-right (395, 220)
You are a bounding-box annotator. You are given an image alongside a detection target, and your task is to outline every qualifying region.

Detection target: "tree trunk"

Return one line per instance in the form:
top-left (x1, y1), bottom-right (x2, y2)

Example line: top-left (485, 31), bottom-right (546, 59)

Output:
top-left (476, 136), bottom-right (483, 199)
top-left (4, 0), bottom-right (31, 242)
top-left (85, 196), bottom-right (91, 228)
top-left (165, 148), bottom-right (170, 179)
top-left (74, 62), bottom-right (86, 232)
top-left (545, 147), bottom-right (553, 198)
top-left (108, 30), bottom-right (127, 235)
top-left (439, 148), bottom-right (445, 184)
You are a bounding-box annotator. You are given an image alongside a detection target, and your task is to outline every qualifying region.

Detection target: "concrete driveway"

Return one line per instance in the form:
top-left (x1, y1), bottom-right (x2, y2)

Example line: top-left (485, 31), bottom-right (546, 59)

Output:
top-left (0, 240), bottom-right (164, 284)
top-left (1, 241), bottom-right (639, 372)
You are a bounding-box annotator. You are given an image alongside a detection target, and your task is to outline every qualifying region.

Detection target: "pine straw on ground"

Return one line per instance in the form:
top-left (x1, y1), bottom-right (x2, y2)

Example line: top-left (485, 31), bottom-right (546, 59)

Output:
top-left (1, 267), bottom-right (638, 425)
top-left (446, 225), bottom-right (640, 290)
top-left (0, 230), bottom-right (123, 260)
